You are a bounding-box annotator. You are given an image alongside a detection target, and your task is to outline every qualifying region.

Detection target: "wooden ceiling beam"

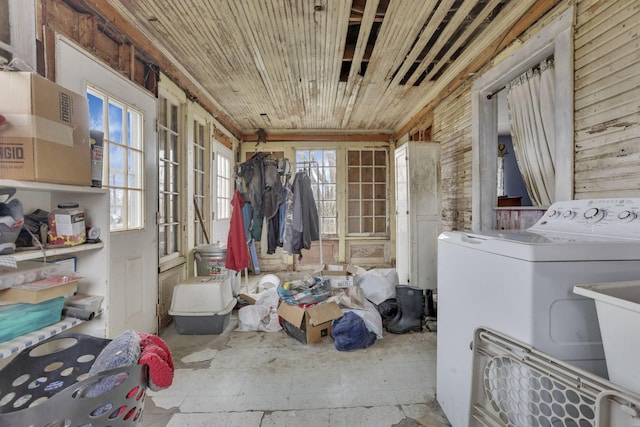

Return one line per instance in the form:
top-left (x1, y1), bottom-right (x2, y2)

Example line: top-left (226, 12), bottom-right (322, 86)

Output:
top-left (395, 0), bottom-right (564, 139)
top-left (241, 132), bottom-right (392, 143)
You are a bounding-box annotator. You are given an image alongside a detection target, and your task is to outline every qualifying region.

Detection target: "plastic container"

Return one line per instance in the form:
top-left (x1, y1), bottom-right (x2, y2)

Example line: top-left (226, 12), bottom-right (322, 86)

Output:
top-left (47, 203), bottom-right (86, 246)
top-left (169, 278), bottom-right (234, 334)
top-left (0, 333), bottom-right (147, 426)
top-left (573, 280), bottom-right (640, 394)
top-left (0, 260), bottom-right (61, 290)
top-left (0, 297), bottom-right (64, 343)
top-left (194, 243), bottom-right (228, 279)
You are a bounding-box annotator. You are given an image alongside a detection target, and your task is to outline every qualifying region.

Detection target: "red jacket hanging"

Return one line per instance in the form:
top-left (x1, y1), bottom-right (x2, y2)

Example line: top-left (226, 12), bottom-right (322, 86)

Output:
top-left (226, 190), bottom-right (250, 271)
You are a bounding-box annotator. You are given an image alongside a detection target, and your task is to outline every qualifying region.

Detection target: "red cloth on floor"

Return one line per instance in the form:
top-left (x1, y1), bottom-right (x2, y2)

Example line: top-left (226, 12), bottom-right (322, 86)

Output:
top-left (138, 333), bottom-right (174, 391)
top-left (226, 190), bottom-right (250, 271)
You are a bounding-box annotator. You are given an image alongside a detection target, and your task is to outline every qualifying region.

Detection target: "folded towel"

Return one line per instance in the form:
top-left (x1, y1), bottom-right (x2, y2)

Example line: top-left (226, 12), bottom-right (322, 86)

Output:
top-left (138, 333), bottom-right (174, 391)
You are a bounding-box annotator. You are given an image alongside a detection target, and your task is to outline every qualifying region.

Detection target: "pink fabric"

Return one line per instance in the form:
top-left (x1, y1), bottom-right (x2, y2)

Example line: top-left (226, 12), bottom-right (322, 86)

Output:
top-left (138, 333), bottom-right (174, 391)
top-left (226, 190), bottom-right (250, 271)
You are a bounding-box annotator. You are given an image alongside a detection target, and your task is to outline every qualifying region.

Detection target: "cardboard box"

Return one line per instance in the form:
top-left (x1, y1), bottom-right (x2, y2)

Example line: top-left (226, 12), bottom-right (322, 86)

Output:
top-left (0, 72), bottom-right (91, 185)
top-left (0, 278), bottom-right (78, 304)
top-left (321, 264), bottom-right (362, 288)
top-left (277, 301), bottom-right (343, 345)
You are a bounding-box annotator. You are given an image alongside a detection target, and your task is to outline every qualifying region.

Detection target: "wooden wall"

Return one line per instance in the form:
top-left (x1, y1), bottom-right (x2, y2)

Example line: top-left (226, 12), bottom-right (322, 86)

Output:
top-left (433, 82), bottom-right (473, 231)
top-left (425, 0), bottom-right (640, 233)
top-left (573, 0), bottom-right (640, 199)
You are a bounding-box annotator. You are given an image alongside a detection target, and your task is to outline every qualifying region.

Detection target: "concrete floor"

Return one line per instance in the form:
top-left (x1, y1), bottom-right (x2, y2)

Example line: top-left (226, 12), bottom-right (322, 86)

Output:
top-left (142, 278), bottom-right (450, 427)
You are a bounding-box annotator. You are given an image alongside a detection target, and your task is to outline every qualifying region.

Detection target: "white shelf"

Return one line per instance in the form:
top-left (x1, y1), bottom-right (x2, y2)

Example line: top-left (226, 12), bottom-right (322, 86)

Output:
top-left (1, 179), bottom-right (110, 346)
top-left (0, 317), bottom-right (84, 360)
top-left (10, 243), bottom-right (104, 261)
top-left (0, 179), bottom-right (107, 194)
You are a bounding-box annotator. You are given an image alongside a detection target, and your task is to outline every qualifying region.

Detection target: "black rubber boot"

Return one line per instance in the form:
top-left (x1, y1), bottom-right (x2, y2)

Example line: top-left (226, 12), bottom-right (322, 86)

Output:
top-left (424, 289), bottom-right (436, 319)
top-left (386, 286), bottom-right (425, 334)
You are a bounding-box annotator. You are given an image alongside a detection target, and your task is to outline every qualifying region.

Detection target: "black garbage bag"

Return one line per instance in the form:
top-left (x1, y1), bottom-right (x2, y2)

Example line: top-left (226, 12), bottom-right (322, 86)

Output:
top-left (332, 311), bottom-right (377, 351)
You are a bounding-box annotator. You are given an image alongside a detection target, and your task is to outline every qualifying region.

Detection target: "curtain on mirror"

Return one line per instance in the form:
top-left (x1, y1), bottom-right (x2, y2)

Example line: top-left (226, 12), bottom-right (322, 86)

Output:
top-left (506, 57), bottom-right (555, 206)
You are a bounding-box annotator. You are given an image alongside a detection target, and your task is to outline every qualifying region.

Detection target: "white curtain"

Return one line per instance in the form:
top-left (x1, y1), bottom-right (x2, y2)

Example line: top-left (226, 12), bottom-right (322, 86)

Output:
top-left (506, 57), bottom-right (555, 206)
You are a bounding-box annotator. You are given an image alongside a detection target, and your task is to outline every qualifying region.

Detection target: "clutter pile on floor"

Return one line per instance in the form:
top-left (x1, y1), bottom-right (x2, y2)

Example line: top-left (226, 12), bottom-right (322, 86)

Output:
top-left (237, 266), bottom-right (437, 351)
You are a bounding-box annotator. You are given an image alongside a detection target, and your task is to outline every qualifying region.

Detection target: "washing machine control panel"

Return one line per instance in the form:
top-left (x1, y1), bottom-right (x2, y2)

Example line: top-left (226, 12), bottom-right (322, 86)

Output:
top-left (528, 198), bottom-right (640, 239)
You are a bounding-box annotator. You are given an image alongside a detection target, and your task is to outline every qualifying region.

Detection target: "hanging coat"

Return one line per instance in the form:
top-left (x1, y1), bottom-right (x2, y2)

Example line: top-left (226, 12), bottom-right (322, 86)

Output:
top-left (226, 190), bottom-right (250, 272)
top-left (291, 172), bottom-right (320, 257)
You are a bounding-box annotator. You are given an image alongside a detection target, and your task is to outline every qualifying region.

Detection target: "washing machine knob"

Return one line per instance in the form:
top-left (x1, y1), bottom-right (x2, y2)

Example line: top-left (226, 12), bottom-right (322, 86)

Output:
top-left (562, 210), bottom-right (576, 220)
top-left (584, 207), bottom-right (606, 223)
top-left (618, 210), bottom-right (637, 222)
top-left (548, 209), bottom-right (561, 218)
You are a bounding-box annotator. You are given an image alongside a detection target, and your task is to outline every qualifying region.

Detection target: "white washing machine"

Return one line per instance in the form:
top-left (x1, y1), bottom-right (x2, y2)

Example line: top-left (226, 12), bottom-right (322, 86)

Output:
top-left (436, 198), bottom-right (640, 427)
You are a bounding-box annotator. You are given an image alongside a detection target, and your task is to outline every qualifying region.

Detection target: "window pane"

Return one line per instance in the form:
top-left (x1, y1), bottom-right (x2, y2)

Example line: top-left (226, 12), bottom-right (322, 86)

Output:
top-left (127, 190), bottom-right (143, 228)
top-left (362, 184), bottom-right (373, 199)
top-left (168, 224), bottom-right (178, 253)
top-left (362, 166), bottom-right (373, 182)
top-left (348, 201), bottom-right (360, 215)
top-left (348, 183), bottom-right (360, 198)
top-left (128, 150), bottom-right (143, 188)
top-left (108, 102), bottom-right (123, 144)
top-left (170, 134), bottom-right (178, 162)
top-left (87, 92), bottom-right (104, 131)
top-left (158, 193), bottom-right (165, 223)
top-left (159, 227), bottom-right (166, 256)
top-left (158, 131), bottom-right (166, 160)
top-left (348, 167), bottom-right (359, 181)
top-left (171, 194), bottom-right (178, 221)
top-left (323, 184), bottom-right (336, 200)
top-left (110, 188), bottom-right (124, 230)
top-left (109, 145), bottom-right (125, 186)
top-left (324, 218), bottom-right (336, 234)
top-left (170, 163), bottom-right (178, 192)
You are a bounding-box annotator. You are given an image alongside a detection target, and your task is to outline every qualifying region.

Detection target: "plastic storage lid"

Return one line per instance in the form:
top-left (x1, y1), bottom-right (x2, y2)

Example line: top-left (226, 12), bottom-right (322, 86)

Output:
top-left (194, 243), bottom-right (227, 254)
top-left (56, 203), bottom-right (80, 209)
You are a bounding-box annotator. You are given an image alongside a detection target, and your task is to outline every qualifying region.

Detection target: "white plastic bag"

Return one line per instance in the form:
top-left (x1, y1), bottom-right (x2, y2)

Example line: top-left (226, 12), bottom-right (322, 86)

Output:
top-left (236, 287), bottom-right (282, 332)
top-left (358, 268), bottom-right (399, 305)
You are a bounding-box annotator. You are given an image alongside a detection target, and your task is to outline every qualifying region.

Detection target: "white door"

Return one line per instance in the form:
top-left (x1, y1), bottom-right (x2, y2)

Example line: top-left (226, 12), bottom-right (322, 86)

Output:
top-left (395, 144), bottom-right (410, 284)
top-left (57, 37), bottom-right (159, 336)
top-left (210, 143), bottom-right (233, 246)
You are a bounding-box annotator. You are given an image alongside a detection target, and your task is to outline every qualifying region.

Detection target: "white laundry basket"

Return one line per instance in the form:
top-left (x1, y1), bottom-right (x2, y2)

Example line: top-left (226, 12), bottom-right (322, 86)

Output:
top-left (574, 280), bottom-right (640, 394)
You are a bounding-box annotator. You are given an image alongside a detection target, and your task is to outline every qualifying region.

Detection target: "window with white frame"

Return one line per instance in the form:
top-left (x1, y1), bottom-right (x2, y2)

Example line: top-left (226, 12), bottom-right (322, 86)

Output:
top-left (347, 149), bottom-right (389, 236)
top-left (193, 120), bottom-right (208, 245)
top-left (295, 149), bottom-right (337, 236)
top-left (87, 87), bottom-right (144, 231)
top-left (216, 152), bottom-right (232, 221)
top-left (158, 96), bottom-right (181, 260)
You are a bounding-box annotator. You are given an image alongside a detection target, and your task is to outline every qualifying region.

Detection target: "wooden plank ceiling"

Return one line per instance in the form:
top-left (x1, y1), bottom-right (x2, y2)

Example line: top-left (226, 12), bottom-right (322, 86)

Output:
top-left (104, 0), bottom-right (537, 136)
